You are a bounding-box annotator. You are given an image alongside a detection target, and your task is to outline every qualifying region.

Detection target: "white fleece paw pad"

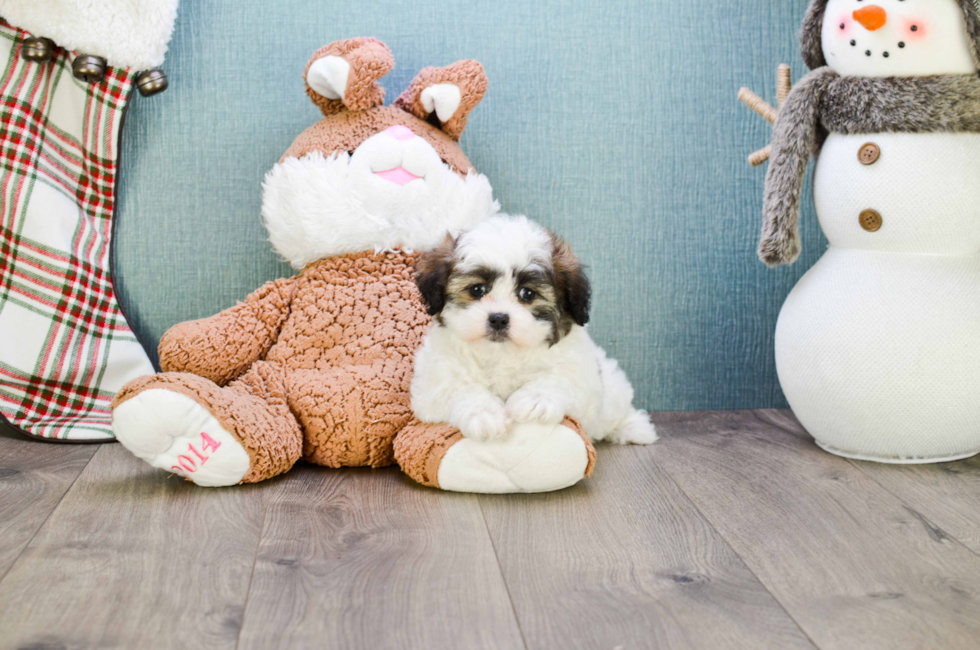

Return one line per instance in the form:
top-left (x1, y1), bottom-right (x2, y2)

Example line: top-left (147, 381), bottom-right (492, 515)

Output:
top-left (112, 389), bottom-right (250, 487)
top-left (438, 422), bottom-right (589, 494)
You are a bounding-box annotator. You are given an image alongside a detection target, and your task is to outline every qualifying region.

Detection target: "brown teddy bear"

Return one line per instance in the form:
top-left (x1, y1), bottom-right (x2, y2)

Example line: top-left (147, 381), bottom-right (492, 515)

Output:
top-left (111, 38), bottom-right (596, 493)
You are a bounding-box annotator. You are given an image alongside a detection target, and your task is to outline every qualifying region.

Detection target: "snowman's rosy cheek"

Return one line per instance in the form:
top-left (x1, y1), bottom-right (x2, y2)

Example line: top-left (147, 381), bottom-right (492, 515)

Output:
top-left (836, 14), bottom-right (853, 37)
top-left (901, 18), bottom-right (928, 42)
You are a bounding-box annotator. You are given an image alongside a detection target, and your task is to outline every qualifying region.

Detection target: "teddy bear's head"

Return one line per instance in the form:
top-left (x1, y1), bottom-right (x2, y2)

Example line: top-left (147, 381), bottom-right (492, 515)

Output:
top-left (261, 38), bottom-right (499, 270)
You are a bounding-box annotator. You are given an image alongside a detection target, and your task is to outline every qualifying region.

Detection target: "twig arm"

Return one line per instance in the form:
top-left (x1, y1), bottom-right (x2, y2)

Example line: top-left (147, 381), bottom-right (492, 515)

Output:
top-left (777, 64), bottom-right (792, 108)
top-left (749, 144), bottom-right (772, 167)
top-left (738, 88), bottom-right (778, 124)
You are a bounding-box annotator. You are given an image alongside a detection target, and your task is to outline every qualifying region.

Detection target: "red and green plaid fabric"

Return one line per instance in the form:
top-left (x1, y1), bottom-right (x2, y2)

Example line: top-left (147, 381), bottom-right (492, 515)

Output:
top-left (0, 20), bottom-right (153, 441)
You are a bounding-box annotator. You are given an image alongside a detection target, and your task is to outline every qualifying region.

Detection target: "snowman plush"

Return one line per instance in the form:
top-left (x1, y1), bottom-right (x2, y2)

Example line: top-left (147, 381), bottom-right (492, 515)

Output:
top-left (759, 0), bottom-right (980, 462)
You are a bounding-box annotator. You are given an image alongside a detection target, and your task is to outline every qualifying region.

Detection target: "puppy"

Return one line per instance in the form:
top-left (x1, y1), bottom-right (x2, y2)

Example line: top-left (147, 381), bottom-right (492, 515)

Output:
top-left (411, 214), bottom-right (658, 445)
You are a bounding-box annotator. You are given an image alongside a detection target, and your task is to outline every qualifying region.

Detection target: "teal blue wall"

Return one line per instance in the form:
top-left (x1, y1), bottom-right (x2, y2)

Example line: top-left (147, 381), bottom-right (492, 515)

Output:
top-left (114, 0), bottom-right (825, 412)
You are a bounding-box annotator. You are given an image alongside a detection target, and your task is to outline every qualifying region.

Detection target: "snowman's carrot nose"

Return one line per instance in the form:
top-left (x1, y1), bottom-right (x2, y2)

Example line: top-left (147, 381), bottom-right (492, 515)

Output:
top-left (853, 5), bottom-right (887, 31)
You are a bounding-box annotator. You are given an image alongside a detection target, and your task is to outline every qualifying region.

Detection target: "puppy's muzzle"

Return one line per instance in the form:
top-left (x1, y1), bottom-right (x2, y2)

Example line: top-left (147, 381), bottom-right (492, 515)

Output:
top-left (487, 312), bottom-right (510, 335)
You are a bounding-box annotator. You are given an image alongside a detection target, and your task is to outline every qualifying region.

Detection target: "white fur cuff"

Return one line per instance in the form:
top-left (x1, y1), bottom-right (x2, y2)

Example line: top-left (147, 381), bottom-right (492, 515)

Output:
top-left (0, 0), bottom-right (180, 70)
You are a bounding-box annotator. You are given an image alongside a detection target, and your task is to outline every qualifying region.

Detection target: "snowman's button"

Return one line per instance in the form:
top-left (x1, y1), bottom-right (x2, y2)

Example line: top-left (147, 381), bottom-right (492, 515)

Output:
top-left (858, 142), bottom-right (880, 165)
top-left (859, 209), bottom-right (882, 232)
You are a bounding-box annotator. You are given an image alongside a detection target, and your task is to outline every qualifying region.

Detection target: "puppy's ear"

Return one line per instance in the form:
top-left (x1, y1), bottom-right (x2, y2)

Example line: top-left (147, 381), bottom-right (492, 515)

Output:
top-left (552, 235), bottom-right (591, 327)
top-left (415, 236), bottom-right (457, 317)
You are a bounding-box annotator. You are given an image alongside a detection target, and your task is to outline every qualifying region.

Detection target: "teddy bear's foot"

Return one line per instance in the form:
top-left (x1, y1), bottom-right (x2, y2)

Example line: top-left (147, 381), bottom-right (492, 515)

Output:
top-left (396, 417), bottom-right (596, 494)
top-left (440, 422), bottom-right (592, 493)
top-left (112, 364), bottom-right (304, 486)
top-left (113, 388), bottom-right (251, 487)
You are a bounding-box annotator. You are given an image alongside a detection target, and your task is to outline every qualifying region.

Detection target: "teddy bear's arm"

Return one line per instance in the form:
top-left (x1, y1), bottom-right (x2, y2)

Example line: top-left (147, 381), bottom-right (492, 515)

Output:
top-left (157, 277), bottom-right (297, 386)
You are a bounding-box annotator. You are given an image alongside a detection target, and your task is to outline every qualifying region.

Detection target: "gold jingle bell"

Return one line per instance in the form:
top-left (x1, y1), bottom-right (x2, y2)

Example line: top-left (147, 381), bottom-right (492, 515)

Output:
top-left (72, 55), bottom-right (107, 83)
top-left (22, 37), bottom-right (55, 63)
top-left (136, 69), bottom-right (168, 97)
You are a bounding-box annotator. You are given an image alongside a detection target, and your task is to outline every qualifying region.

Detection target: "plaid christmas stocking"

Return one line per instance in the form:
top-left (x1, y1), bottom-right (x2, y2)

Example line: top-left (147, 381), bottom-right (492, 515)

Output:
top-left (0, 11), bottom-right (175, 441)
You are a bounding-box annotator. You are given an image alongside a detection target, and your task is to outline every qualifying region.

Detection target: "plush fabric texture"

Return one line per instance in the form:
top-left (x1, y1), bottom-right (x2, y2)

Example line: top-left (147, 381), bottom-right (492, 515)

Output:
top-left (967, 0), bottom-right (980, 67)
top-left (814, 132), bottom-right (980, 255)
top-left (158, 278), bottom-right (297, 386)
top-left (433, 418), bottom-right (596, 493)
top-left (776, 248), bottom-right (980, 462)
top-left (114, 367), bottom-right (302, 483)
top-left (267, 252), bottom-right (425, 468)
top-left (114, 252), bottom-right (426, 480)
top-left (112, 388), bottom-right (253, 486)
top-left (127, 252), bottom-right (426, 471)
top-left (395, 419), bottom-right (464, 488)
top-left (395, 417), bottom-right (596, 489)
top-left (760, 68), bottom-right (980, 266)
top-left (303, 38), bottom-right (393, 116)
top-left (801, 0), bottom-right (830, 70)
top-left (280, 105), bottom-right (476, 174)
top-left (819, 74), bottom-right (980, 134)
top-left (760, 68), bottom-right (837, 266)
top-left (394, 60), bottom-right (488, 141)
top-left (801, 0), bottom-right (980, 70)
top-left (0, 0), bottom-right (180, 70)
top-left (261, 151), bottom-right (495, 268)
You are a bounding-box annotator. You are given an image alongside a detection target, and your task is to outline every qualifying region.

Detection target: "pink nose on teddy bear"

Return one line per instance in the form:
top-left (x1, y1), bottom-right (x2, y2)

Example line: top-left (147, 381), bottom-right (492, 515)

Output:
top-left (385, 124), bottom-right (416, 140)
top-left (375, 125), bottom-right (422, 185)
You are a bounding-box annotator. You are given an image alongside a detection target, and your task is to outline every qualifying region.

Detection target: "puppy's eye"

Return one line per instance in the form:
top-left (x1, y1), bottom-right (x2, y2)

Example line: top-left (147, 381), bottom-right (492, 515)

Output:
top-left (518, 287), bottom-right (536, 303)
top-left (469, 284), bottom-right (487, 299)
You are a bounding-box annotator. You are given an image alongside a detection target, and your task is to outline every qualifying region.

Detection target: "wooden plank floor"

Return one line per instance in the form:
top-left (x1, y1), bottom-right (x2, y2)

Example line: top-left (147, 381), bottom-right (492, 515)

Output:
top-left (2, 410), bottom-right (979, 650)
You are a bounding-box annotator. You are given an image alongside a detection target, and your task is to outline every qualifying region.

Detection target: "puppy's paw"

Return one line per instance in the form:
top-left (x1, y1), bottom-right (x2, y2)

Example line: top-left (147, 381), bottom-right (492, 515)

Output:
top-left (457, 403), bottom-right (510, 441)
top-left (506, 387), bottom-right (565, 425)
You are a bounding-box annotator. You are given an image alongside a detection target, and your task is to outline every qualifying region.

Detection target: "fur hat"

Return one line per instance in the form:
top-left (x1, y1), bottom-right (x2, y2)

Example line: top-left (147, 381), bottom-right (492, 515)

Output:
top-left (801, 0), bottom-right (980, 69)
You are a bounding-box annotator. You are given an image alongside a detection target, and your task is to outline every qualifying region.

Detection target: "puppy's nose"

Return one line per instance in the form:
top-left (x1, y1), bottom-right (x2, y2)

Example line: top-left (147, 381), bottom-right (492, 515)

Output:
top-left (488, 313), bottom-right (510, 331)
top-left (853, 5), bottom-right (887, 31)
top-left (384, 125), bottom-right (416, 141)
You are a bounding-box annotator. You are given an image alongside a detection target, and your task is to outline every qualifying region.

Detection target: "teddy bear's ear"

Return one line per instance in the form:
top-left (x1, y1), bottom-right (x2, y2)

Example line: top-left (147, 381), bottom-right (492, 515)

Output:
top-left (303, 38), bottom-right (394, 116)
top-left (393, 60), bottom-right (488, 140)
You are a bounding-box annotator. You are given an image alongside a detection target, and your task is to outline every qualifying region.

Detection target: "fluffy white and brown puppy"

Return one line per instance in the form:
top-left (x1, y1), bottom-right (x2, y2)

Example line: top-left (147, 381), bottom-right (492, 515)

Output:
top-left (411, 215), bottom-right (658, 445)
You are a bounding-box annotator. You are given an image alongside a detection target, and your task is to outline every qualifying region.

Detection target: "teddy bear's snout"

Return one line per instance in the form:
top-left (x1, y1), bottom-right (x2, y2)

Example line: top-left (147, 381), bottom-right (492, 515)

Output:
top-left (385, 124), bottom-right (417, 141)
